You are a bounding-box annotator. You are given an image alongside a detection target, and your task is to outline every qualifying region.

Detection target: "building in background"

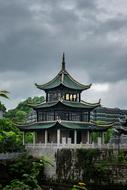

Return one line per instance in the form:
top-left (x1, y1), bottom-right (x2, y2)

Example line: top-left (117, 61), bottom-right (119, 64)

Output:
top-left (91, 107), bottom-right (127, 126)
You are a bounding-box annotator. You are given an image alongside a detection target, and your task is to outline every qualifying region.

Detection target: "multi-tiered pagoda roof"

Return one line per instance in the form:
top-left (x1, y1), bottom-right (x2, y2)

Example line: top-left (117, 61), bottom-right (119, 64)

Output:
top-left (17, 54), bottom-right (113, 135)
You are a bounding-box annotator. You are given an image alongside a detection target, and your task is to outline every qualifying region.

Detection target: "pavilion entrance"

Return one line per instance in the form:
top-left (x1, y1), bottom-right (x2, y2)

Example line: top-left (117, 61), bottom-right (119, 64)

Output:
top-left (77, 131), bottom-right (82, 144)
top-left (69, 130), bottom-right (74, 143)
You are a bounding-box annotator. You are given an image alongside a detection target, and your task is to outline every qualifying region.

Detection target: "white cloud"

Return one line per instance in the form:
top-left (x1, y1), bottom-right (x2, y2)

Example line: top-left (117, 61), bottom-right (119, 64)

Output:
top-left (92, 83), bottom-right (110, 92)
top-left (0, 0), bottom-right (127, 110)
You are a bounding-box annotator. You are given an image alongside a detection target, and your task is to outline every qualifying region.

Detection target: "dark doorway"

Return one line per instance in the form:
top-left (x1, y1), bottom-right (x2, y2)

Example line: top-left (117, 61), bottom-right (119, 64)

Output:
top-left (48, 132), bottom-right (50, 143)
top-left (69, 130), bottom-right (74, 143)
top-left (77, 131), bottom-right (81, 144)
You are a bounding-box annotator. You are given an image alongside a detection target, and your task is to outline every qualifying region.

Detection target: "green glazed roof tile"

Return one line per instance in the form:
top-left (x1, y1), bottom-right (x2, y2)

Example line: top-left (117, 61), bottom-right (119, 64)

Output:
top-left (16, 120), bottom-right (113, 131)
top-left (16, 121), bottom-right (56, 130)
top-left (35, 68), bottom-right (91, 91)
top-left (29, 100), bottom-right (100, 109)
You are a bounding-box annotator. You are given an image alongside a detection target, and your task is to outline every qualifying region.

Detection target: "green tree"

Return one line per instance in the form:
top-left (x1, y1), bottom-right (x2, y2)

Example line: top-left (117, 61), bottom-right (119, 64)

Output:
top-left (5, 96), bottom-right (44, 122)
top-left (0, 118), bottom-right (24, 153)
top-left (3, 154), bottom-right (46, 190)
top-left (15, 111), bottom-right (27, 122)
top-left (3, 179), bottom-right (30, 190)
top-left (105, 128), bottom-right (112, 143)
top-left (0, 101), bottom-right (6, 112)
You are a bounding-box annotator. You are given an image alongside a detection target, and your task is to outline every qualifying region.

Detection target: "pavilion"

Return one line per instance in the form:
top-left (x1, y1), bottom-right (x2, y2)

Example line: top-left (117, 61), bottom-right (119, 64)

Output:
top-left (16, 54), bottom-right (113, 147)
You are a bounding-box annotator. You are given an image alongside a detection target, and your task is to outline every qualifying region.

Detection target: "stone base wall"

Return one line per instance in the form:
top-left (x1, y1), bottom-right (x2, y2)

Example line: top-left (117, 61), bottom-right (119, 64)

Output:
top-left (26, 147), bottom-right (127, 185)
top-left (26, 146), bottom-right (57, 179)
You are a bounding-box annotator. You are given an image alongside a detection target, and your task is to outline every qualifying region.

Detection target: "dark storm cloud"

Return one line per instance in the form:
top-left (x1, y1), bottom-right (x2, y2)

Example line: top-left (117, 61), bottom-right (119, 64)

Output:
top-left (76, 0), bottom-right (97, 9)
top-left (0, 0), bottom-right (127, 108)
top-left (69, 40), bottom-right (127, 83)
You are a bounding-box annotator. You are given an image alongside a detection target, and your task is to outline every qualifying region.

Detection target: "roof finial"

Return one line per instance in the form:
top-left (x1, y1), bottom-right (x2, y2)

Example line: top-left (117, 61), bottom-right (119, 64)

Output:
top-left (62, 52), bottom-right (65, 70)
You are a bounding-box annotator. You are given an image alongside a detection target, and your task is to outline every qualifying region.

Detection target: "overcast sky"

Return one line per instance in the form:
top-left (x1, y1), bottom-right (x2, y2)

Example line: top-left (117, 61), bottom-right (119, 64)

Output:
top-left (0, 0), bottom-right (127, 110)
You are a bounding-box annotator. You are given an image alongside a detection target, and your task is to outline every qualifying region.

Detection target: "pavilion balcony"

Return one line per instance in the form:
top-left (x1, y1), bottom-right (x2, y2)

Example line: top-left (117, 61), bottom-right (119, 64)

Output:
top-left (25, 142), bottom-right (127, 150)
top-left (22, 129), bottom-right (127, 151)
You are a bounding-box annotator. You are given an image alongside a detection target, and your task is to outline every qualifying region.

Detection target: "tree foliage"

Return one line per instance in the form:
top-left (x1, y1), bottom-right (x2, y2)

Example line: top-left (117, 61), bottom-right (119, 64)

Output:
top-left (5, 96), bottom-right (44, 122)
top-left (91, 120), bottom-right (112, 143)
top-left (0, 101), bottom-right (6, 112)
top-left (3, 154), bottom-right (46, 190)
top-left (0, 118), bottom-right (24, 153)
top-left (3, 179), bottom-right (30, 190)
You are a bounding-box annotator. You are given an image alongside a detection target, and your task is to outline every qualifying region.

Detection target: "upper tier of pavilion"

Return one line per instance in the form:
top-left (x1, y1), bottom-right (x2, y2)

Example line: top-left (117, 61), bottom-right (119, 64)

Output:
top-left (35, 54), bottom-right (92, 92)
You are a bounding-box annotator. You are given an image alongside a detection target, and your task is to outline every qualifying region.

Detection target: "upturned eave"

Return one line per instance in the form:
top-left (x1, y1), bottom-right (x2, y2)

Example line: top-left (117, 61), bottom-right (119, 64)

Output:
top-left (27, 99), bottom-right (101, 110)
top-left (15, 120), bottom-right (113, 131)
top-left (35, 68), bottom-right (92, 91)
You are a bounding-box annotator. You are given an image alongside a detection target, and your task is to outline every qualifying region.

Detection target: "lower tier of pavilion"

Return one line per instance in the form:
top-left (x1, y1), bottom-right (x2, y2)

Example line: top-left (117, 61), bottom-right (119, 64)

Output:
top-left (16, 120), bottom-right (113, 146)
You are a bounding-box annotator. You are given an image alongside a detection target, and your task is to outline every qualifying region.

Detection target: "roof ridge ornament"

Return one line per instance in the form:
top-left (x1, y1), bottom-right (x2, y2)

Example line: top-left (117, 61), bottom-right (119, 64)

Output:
top-left (62, 52), bottom-right (65, 71)
top-left (99, 98), bottom-right (101, 104)
top-left (35, 54), bottom-right (92, 91)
